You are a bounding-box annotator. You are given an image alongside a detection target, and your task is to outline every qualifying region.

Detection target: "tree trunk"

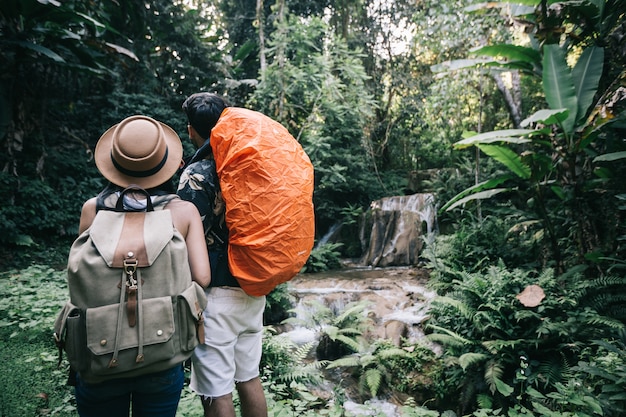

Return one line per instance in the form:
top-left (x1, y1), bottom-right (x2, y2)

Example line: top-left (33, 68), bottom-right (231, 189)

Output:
top-left (492, 70), bottom-right (523, 128)
top-left (256, 0), bottom-right (266, 73)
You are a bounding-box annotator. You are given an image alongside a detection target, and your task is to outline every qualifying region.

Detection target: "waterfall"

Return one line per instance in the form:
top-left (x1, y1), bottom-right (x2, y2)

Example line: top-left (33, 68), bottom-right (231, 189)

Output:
top-left (359, 193), bottom-right (437, 267)
top-left (316, 222), bottom-right (341, 248)
top-left (275, 193), bottom-right (439, 415)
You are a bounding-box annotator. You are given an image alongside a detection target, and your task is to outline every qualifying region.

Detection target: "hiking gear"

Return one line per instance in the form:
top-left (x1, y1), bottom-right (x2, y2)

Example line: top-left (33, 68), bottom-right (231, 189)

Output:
top-left (54, 187), bottom-right (207, 384)
top-left (208, 107), bottom-right (315, 296)
top-left (95, 115), bottom-right (183, 189)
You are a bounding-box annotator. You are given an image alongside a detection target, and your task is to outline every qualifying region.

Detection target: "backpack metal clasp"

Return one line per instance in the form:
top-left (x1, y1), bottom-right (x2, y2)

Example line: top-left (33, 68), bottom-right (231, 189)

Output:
top-left (123, 252), bottom-right (138, 289)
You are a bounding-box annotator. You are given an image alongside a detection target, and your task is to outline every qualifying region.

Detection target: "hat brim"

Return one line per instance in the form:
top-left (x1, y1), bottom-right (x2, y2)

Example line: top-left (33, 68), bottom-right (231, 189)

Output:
top-left (94, 118), bottom-right (183, 189)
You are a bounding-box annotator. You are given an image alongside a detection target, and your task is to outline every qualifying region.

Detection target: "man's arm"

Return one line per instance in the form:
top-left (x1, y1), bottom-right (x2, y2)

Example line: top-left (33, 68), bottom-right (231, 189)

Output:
top-left (177, 160), bottom-right (219, 235)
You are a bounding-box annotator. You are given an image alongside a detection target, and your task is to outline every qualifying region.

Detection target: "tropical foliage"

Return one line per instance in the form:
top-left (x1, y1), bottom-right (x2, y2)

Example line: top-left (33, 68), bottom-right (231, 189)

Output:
top-left (439, 0), bottom-right (626, 275)
top-left (1, 0), bottom-right (625, 416)
top-left (424, 263), bottom-right (626, 414)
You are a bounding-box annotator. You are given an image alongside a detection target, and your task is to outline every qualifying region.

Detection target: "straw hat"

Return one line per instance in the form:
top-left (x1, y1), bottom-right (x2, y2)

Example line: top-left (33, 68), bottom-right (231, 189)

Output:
top-left (95, 115), bottom-right (183, 189)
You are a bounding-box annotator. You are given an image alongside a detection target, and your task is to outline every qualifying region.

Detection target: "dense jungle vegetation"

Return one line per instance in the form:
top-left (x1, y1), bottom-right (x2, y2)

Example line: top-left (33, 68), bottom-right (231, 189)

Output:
top-left (1, 0), bottom-right (625, 416)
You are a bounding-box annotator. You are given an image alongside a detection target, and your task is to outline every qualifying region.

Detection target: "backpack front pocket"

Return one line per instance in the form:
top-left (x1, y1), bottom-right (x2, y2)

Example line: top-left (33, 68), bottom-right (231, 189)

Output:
top-left (85, 296), bottom-right (176, 377)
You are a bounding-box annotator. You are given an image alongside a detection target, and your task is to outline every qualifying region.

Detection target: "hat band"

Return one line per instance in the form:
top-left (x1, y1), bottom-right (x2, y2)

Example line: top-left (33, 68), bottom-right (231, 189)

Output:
top-left (110, 148), bottom-right (169, 179)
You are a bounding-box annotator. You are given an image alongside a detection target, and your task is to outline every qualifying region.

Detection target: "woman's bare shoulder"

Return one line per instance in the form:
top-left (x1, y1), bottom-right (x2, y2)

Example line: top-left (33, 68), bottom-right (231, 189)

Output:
top-left (165, 198), bottom-right (198, 215)
top-left (82, 197), bottom-right (98, 211)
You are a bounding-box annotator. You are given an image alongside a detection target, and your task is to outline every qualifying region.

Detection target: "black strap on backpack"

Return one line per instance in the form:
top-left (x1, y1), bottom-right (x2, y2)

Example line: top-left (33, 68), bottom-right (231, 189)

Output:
top-left (115, 186), bottom-right (154, 212)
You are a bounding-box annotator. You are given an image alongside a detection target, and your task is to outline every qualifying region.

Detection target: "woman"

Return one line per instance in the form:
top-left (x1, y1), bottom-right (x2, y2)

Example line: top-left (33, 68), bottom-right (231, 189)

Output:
top-left (74, 114), bottom-right (211, 417)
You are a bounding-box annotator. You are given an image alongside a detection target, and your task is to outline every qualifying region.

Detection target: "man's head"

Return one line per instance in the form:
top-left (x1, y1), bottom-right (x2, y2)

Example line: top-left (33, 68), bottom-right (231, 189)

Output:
top-left (182, 93), bottom-right (231, 142)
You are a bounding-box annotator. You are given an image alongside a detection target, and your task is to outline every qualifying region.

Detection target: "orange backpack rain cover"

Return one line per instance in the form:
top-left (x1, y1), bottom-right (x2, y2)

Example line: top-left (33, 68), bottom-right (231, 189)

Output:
top-left (210, 108), bottom-right (315, 296)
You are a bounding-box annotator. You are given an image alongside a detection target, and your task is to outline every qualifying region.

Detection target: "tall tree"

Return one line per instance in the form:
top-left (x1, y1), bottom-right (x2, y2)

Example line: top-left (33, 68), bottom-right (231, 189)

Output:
top-left (0, 0), bottom-right (225, 249)
top-left (250, 9), bottom-right (377, 239)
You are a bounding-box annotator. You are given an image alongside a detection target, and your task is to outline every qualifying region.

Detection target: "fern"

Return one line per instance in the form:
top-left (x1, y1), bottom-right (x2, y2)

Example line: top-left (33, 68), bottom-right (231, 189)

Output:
top-left (426, 333), bottom-right (470, 348)
top-left (261, 336), bottom-right (324, 386)
top-left (536, 354), bottom-right (573, 388)
top-left (335, 301), bottom-right (369, 324)
top-left (333, 334), bottom-right (364, 353)
top-left (481, 339), bottom-right (526, 354)
top-left (475, 393), bottom-right (494, 410)
top-left (377, 347), bottom-right (409, 359)
top-left (326, 340), bottom-right (413, 399)
top-left (364, 368), bottom-right (382, 397)
top-left (426, 324), bottom-right (472, 346)
top-left (293, 341), bottom-right (315, 362)
top-left (326, 355), bottom-right (359, 369)
top-left (585, 315), bottom-right (625, 330)
top-left (483, 360), bottom-right (505, 395)
top-left (458, 352), bottom-right (489, 371)
top-left (279, 361), bottom-right (324, 384)
top-left (431, 295), bottom-right (476, 320)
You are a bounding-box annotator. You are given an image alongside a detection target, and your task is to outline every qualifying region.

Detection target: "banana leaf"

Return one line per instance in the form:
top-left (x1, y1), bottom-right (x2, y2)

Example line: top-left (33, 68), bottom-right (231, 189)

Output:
top-left (572, 46), bottom-right (604, 124)
top-left (472, 44), bottom-right (542, 66)
top-left (454, 129), bottom-right (535, 149)
top-left (477, 143), bottom-right (532, 179)
top-left (542, 44), bottom-right (578, 135)
top-left (521, 108), bottom-right (570, 127)
top-left (594, 151), bottom-right (626, 162)
top-left (445, 188), bottom-right (510, 212)
top-left (465, 3), bottom-right (536, 16)
top-left (440, 175), bottom-right (515, 212)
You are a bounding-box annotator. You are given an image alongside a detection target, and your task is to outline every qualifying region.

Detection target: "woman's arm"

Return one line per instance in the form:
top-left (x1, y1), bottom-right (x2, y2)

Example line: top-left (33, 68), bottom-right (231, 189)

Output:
top-left (170, 200), bottom-right (211, 288)
top-left (78, 198), bottom-right (98, 234)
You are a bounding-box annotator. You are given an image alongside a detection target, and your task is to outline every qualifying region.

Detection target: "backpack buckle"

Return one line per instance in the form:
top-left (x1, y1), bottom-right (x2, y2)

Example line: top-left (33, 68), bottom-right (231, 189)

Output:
top-left (123, 252), bottom-right (138, 274)
top-left (123, 252), bottom-right (138, 288)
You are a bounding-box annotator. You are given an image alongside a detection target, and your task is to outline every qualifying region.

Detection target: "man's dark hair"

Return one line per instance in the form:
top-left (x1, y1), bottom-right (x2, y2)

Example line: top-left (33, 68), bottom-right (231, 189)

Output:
top-left (182, 93), bottom-right (231, 139)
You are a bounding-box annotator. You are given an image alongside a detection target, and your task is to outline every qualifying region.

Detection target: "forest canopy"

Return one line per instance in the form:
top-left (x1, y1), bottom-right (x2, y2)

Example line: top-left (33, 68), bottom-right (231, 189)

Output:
top-left (0, 0), bottom-right (624, 273)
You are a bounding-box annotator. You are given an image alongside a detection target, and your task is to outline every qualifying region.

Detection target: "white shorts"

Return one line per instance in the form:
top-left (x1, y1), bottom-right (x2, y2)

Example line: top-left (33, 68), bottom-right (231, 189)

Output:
top-left (190, 287), bottom-right (266, 398)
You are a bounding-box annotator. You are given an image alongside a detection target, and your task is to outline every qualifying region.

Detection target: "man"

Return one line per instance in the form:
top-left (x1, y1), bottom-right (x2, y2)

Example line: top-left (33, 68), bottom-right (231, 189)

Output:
top-left (177, 93), bottom-right (268, 417)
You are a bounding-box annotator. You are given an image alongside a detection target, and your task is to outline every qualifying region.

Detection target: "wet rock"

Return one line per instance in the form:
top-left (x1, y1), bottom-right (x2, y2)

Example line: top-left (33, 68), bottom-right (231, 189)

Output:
top-left (359, 194), bottom-right (437, 267)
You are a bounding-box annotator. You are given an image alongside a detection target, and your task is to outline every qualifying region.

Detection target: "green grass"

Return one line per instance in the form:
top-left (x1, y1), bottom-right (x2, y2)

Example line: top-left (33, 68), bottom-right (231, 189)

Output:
top-left (0, 266), bottom-right (75, 416)
top-left (0, 331), bottom-right (76, 416)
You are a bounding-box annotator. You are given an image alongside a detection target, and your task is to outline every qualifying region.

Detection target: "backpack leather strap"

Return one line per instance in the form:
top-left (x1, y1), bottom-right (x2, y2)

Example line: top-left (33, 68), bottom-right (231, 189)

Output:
top-left (124, 254), bottom-right (138, 327)
top-left (135, 268), bottom-right (145, 363)
top-left (112, 212), bottom-right (148, 268)
top-left (108, 270), bottom-right (128, 368)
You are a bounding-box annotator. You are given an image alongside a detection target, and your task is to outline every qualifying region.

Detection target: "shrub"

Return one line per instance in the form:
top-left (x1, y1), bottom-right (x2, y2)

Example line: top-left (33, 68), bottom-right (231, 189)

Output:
top-left (424, 264), bottom-right (626, 415)
top-left (303, 243), bottom-right (343, 273)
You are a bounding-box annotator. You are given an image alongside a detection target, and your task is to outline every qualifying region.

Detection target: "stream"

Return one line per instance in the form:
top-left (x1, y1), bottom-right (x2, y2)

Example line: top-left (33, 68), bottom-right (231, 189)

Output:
top-left (278, 265), bottom-right (437, 416)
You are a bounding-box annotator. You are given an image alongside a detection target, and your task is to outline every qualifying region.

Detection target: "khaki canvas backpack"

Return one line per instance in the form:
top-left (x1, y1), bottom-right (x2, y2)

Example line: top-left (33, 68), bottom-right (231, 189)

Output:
top-left (53, 187), bottom-right (207, 384)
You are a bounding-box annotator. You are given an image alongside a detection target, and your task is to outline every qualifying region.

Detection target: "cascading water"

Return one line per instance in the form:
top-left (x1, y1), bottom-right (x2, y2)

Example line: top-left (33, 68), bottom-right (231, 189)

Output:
top-left (285, 267), bottom-right (435, 346)
top-left (359, 193), bottom-right (437, 267)
top-left (278, 193), bottom-right (439, 415)
top-left (284, 193), bottom-right (439, 349)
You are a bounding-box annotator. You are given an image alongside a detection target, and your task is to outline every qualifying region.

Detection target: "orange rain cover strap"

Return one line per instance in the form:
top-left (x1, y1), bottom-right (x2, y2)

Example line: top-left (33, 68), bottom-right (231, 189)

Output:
top-left (210, 108), bottom-right (315, 296)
